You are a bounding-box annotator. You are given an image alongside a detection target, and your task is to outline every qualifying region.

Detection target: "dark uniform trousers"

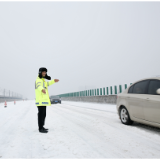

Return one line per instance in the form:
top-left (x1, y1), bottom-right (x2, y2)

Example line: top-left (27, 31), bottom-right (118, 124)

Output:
top-left (37, 106), bottom-right (46, 130)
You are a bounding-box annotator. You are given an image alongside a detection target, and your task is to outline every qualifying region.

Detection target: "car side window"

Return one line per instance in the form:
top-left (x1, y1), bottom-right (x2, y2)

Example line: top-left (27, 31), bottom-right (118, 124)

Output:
top-left (132, 80), bottom-right (148, 94)
top-left (148, 80), bottom-right (160, 95)
top-left (128, 85), bottom-right (134, 93)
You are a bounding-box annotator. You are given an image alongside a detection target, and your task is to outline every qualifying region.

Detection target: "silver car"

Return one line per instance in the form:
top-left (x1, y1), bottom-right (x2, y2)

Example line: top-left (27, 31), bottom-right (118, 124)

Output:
top-left (117, 77), bottom-right (160, 128)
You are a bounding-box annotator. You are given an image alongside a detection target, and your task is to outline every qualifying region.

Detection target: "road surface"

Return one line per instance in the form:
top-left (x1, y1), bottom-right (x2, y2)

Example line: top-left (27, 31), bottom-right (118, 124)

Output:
top-left (0, 100), bottom-right (160, 158)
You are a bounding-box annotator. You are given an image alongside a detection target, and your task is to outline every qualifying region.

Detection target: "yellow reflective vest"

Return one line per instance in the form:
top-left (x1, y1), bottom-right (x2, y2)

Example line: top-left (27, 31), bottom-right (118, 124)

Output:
top-left (35, 76), bottom-right (55, 106)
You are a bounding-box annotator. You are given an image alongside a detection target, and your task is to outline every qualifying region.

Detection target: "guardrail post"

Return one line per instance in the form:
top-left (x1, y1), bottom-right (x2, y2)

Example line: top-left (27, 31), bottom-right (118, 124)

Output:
top-left (100, 88), bottom-right (102, 95)
top-left (119, 85), bottom-right (122, 93)
top-left (125, 84), bottom-right (127, 89)
top-left (106, 87), bottom-right (109, 95)
top-left (110, 86), bottom-right (112, 95)
top-left (103, 87), bottom-right (105, 95)
top-left (114, 86), bottom-right (117, 94)
top-left (97, 88), bottom-right (99, 96)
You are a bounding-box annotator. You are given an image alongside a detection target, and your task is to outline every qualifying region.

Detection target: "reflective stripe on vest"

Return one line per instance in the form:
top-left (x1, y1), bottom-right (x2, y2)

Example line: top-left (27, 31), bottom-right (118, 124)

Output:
top-left (36, 102), bottom-right (48, 105)
top-left (35, 81), bottom-right (42, 89)
top-left (36, 82), bottom-right (41, 85)
top-left (42, 102), bottom-right (48, 104)
top-left (35, 80), bottom-right (45, 89)
top-left (36, 85), bottom-right (40, 89)
top-left (43, 81), bottom-right (46, 89)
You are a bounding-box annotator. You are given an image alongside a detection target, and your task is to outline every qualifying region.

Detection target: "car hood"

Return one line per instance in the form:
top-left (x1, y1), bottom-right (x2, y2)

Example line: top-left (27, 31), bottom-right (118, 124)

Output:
top-left (51, 99), bottom-right (60, 101)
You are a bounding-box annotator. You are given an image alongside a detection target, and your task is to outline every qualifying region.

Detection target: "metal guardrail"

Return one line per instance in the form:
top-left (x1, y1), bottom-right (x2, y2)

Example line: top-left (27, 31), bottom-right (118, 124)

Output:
top-left (56, 83), bottom-right (132, 98)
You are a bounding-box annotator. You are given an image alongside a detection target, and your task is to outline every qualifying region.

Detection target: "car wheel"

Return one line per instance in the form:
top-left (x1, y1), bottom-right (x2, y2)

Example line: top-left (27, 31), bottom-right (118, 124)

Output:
top-left (120, 107), bottom-right (133, 125)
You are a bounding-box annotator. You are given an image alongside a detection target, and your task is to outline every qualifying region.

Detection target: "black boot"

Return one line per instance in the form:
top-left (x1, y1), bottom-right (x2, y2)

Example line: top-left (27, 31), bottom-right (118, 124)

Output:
top-left (43, 127), bottom-right (49, 131)
top-left (39, 128), bottom-right (48, 133)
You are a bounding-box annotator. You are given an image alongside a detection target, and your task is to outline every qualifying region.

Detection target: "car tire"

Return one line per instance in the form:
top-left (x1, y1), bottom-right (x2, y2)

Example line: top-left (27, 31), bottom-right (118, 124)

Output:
top-left (120, 106), bottom-right (133, 125)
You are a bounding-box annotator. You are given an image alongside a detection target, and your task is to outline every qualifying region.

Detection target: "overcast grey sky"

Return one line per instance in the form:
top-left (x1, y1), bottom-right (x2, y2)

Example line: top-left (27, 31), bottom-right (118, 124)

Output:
top-left (0, 2), bottom-right (160, 99)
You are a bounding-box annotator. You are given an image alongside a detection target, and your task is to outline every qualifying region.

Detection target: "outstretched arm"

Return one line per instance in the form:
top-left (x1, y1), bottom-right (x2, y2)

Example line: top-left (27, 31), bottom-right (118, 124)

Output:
top-left (48, 79), bottom-right (59, 86)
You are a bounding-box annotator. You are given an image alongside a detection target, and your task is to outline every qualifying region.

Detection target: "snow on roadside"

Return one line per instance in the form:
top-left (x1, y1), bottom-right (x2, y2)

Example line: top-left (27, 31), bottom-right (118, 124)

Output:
top-left (0, 100), bottom-right (160, 158)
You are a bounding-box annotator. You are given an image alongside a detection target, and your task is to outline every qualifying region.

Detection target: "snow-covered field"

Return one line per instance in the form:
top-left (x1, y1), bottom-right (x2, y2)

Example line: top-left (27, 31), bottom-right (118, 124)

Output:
top-left (0, 100), bottom-right (160, 158)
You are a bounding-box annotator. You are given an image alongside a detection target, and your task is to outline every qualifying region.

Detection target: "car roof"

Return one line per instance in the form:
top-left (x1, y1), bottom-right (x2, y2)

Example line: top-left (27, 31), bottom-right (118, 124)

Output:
top-left (132, 77), bottom-right (160, 85)
top-left (121, 77), bottom-right (160, 94)
top-left (145, 76), bottom-right (160, 80)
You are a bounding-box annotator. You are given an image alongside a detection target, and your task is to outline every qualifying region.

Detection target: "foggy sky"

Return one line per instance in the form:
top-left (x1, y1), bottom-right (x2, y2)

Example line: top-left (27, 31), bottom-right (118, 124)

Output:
top-left (0, 2), bottom-right (160, 99)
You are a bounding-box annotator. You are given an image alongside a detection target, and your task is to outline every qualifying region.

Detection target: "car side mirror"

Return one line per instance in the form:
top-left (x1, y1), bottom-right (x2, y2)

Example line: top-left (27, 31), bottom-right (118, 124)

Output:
top-left (156, 88), bottom-right (160, 94)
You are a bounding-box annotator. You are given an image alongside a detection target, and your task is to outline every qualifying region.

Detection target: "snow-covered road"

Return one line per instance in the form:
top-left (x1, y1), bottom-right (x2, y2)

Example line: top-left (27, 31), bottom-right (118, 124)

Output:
top-left (0, 100), bottom-right (160, 158)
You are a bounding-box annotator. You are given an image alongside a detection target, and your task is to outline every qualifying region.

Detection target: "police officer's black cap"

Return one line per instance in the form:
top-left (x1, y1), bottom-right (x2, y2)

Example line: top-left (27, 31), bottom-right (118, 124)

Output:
top-left (38, 67), bottom-right (51, 80)
top-left (39, 67), bottom-right (47, 73)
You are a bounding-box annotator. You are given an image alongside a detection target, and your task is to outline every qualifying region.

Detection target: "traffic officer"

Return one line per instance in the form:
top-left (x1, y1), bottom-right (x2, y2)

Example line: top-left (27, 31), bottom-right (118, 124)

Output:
top-left (35, 67), bottom-right (59, 133)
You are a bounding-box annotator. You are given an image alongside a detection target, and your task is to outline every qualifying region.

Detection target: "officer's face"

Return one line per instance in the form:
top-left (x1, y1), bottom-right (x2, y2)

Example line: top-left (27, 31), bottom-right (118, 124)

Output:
top-left (42, 71), bottom-right (46, 77)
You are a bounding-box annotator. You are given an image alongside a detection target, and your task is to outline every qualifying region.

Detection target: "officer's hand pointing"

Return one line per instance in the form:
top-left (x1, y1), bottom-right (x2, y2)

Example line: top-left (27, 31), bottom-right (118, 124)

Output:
top-left (54, 79), bottom-right (59, 83)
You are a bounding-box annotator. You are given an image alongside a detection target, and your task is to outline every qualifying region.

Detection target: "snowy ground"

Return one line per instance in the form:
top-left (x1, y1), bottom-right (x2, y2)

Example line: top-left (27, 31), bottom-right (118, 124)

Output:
top-left (0, 100), bottom-right (160, 158)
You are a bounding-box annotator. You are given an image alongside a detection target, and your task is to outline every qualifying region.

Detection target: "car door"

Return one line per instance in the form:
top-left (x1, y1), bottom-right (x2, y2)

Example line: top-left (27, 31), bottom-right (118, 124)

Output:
top-left (144, 80), bottom-right (160, 123)
top-left (127, 80), bottom-right (149, 120)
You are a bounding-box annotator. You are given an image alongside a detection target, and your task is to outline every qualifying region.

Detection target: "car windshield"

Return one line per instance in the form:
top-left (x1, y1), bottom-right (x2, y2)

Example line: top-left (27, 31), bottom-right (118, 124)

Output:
top-left (50, 96), bottom-right (60, 99)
